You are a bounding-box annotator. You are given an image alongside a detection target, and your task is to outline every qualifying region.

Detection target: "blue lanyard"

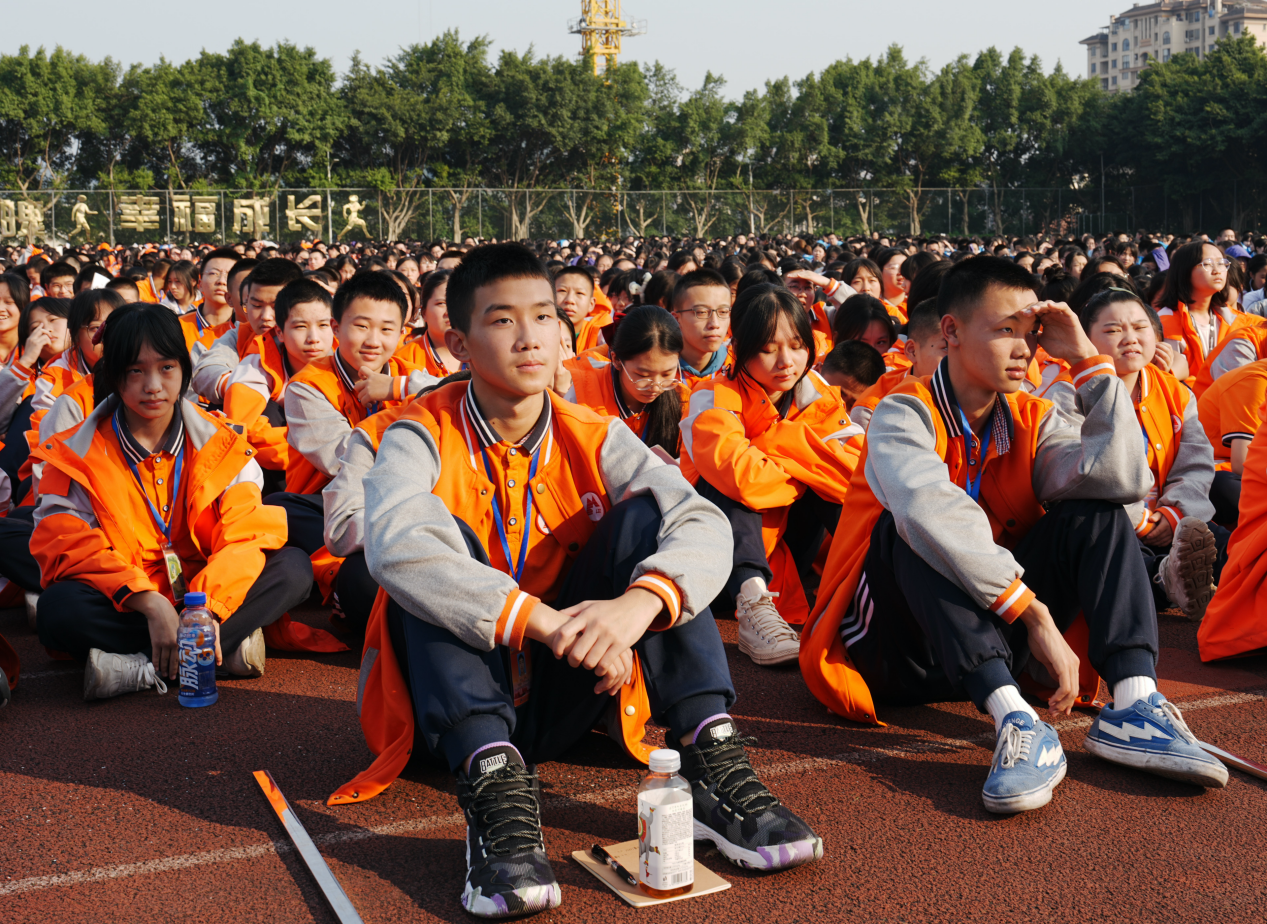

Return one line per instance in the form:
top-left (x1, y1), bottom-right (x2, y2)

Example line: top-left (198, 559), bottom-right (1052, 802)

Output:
top-left (957, 405), bottom-right (992, 503)
top-left (111, 416), bottom-right (185, 544)
top-left (480, 444), bottom-right (541, 584)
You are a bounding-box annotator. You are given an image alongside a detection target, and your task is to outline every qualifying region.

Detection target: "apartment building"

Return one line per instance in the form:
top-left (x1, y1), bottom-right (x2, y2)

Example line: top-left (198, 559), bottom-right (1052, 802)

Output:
top-left (1081, 0), bottom-right (1267, 91)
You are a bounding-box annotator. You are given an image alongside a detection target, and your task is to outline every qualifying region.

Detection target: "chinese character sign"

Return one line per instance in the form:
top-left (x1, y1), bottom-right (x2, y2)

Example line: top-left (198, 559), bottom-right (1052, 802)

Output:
top-left (286, 194), bottom-right (324, 235)
top-left (118, 195), bottom-right (161, 233)
top-left (233, 197), bottom-right (271, 237)
top-left (173, 195), bottom-right (218, 235)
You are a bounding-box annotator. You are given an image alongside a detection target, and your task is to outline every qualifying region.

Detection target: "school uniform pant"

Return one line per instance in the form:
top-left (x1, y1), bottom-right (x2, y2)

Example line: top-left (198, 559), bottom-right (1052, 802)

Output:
top-left (1210, 471), bottom-right (1241, 528)
top-left (693, 476), bottom-right (841, 604)
top-left (0, 507), bottom-right (39, 593)
top-left (1137, 521), bottom-right (1231, 612)
top-left (263, 492), bottom-right (326, 557)
top-left (36, 547), bottom-right (313, 661)
top-left (334, 551), bottom-right (377, 636)
top-left (0, 396), bottom-right (34, 501)
top-left (388, 494), bottom-right (737, 772)
top-left (843, 499), bottom-right (1158, 713)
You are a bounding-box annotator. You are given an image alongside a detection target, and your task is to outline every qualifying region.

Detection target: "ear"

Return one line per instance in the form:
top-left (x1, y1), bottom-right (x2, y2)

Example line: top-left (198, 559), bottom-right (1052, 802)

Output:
top-left (445, 326), bottom-right (471, 365)
top-left (904, 338), bottom-right (918, 362)
top-left (940, 313), bottom-right (961, 348)
top-left (330, 318), bottom-right (341, 340)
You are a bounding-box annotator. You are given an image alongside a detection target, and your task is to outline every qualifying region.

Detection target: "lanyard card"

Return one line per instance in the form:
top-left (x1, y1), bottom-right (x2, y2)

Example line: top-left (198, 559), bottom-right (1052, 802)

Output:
top-left (509, 647), bottom-right (533, 707)
top-left (163, 544), bottom-right (188, 600)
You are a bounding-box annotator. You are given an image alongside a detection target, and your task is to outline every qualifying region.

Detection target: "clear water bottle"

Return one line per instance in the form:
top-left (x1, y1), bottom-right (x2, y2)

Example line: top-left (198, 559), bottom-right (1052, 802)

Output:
top-left (177, 592), bottom-right (218, 708)
top-left (636, 748), bottom-right (693, 897)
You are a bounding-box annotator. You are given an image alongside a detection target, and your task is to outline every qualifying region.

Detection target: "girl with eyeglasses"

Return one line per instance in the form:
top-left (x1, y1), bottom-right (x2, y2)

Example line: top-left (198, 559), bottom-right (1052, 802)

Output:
top-left (562, 305), bottom-right (689, 460)
top-left (1046, 287), bottom-right (1226, 621)
top-left (1156, 241), bottom-right (1265, 391)
top-left (679, 284), bottom-right (862, 667)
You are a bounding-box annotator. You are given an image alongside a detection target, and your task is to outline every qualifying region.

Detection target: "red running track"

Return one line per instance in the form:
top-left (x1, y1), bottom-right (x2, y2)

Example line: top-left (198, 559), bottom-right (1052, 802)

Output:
top-left (1, 601), bottom-right (1265, 923)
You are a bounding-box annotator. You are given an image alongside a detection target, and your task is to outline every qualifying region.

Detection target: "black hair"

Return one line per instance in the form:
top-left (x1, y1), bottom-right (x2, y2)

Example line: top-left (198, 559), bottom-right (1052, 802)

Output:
top-left (641, 270), bottom-right (679, 310)
top-left (905, 260), bottom-right (950, 313)
top-left (1069, 272), bottom-right (1139, 313)
top-left (20, 296), bottom-right (71, 346)
top-left (900, 252), bottom-right (940, 285)
top-left (419, 269), bottom-right (453, 316)
top-left (832, 293), bottom-right (898, 348)
top-left (164, 260), bottom-right (198, 299)
top-left (670, 268), bottom-right (729, 311)
top-left (719, 259), bottom-right (746, 285)
top-left (1084, 255), bottom-right (1125, 277)
top-left (274, 279), bottom-right (334, 328)
top-left (822, 340), bottom-right (885, 388)
top-left (199, 247), bottom-right (242, 272)
top-left (728, 284), bottom-right (816, 401)
top-left (104, 277), bottom-right (141, 298)
top-left (666, 250), bottom-right (697, 272)
top-left (242, 258), bottom-right (304, 299)
top-left (1040, 271), bottom-right (1078, 305)
top-left (0, 273), bottom-right (30, 315)
top-left (552, 265), bottom-right (595, 292)
top-left (68, 289), bottom-right (126, 346)
top-left (93, 303), bottom-right (192, 406)
top-left (442, 243), bottom-right (550, 333)
top-left (610, 305), bottom-right (684, 457)
top-left (74, 265), bottom-right (113, 293)
top-left (332, 270), bottom-right (411, 323)
top-left (1159, 240), bottom-right (1226, 311)
top-left (384, 269), bottom-right (420, 317)
top-left (938, 256), bottom-right (1041, 318)
top-left (1077, 286), bottom-right (1162, 341)
top-left (905, 298), bottom-right (943, 343)
top-left (40, 262), bottom-right (77, 288)
top-left (841, 257), bottom-right (882, 291)
top-left (734, 266), bottom-right (781, 306)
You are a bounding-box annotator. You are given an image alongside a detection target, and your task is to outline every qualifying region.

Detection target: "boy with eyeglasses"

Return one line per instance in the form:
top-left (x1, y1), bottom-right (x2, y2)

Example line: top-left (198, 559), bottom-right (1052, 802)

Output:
top-left (669, 269), bottom-right (733, 386)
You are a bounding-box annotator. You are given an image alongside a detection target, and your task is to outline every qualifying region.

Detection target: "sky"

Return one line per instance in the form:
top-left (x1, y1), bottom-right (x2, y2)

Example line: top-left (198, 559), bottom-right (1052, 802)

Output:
top-left (6, 0), bottom-right (1115, 94)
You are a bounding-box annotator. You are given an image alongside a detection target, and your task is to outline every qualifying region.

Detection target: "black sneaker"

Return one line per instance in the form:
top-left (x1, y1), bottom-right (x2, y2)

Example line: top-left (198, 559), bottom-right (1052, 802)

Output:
top-left (455, 744), bottom-right (561, 918)
top-left (679, 717), bottom-right (823, 871)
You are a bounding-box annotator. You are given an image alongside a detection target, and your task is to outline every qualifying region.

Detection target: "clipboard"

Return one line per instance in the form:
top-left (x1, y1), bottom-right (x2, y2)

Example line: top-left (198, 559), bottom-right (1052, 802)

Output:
top-left (571, 839), bottom-right (730, 908)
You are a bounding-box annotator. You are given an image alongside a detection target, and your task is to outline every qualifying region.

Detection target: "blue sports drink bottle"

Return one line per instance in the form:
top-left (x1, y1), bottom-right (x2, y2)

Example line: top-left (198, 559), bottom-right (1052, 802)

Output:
top-left (177, 592), bottom-right (218, 708)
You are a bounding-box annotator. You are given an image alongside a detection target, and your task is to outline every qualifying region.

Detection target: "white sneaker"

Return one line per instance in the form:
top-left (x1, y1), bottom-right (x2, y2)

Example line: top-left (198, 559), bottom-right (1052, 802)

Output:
top-left (1157, 517), bottom-right (1217, 618)
top-left (25, 592), bottom-right (39, 630)
top-left (224, 628), bottom-right (265, 678)
top-left (736, 587), bottom-right (800, 666)
top-left (83, 649), bottom-right (168, 701)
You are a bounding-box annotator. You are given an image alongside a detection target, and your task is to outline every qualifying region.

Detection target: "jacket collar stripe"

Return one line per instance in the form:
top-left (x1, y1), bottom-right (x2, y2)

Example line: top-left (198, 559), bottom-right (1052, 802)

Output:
top-left (111, 405), bottom-right (185, 465)
top-left (931, 358), bottom-right (1014, 455)
top-left (463, 383), bottom-right (552, 455)
top-left (610, 364), bottom-right (635, 420)
top-left (332, 350), bottom-right (361, 398)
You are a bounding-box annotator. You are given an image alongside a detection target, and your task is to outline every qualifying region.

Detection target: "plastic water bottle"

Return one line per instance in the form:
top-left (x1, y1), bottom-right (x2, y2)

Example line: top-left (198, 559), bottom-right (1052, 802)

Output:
top-left (177, 592), bottom-right (218, 708)
top-left (636, 748), bottom-right (693, 897)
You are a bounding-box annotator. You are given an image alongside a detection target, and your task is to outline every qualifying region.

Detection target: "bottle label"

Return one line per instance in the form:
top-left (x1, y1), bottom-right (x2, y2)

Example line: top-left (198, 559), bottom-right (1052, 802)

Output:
top-left (637, 790), bottom-right (694, 891)
top-left (177, 623), bottom-right (216, 698)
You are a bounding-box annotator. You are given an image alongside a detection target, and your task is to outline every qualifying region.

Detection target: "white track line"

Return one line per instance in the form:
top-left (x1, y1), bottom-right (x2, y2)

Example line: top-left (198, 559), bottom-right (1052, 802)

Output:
top-left (2, 688), bottom-right (1262, 897)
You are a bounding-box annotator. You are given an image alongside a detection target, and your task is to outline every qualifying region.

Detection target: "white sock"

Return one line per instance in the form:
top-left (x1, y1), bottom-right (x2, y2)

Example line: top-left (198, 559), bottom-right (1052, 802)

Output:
top-left (1112, 676), bottom-right (1157, 708)
top-left (984, 685), bottom-right (1040, 733)
top-left (739, 576), bottom-right (768, 599)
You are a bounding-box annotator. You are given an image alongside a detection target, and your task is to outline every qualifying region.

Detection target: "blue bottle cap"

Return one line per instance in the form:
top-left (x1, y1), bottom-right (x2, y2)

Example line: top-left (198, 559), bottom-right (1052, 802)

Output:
top-left (183, 591), bottom-right (208, 607)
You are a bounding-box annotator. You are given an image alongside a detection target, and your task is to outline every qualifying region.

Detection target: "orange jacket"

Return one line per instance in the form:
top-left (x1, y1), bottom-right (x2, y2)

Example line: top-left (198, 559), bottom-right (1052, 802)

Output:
top-left (576, 309), bottom-right (614, 354)
top-left (282, 354), bottom-right (429, 495)
top-left (396, 332), bottom-right (459, 378)
top-left (566, 359), bottom-right (690, 447)
top-left (1195, 323), bottom-right (1267, 396)
top-left (802, 362), bottom-right (1123, 724)
top-left (180, 309), bottom-right (235, 358)
top-left (31, 398), bottom-right (285, 622)
top-left (1197, 358), bottom-right (1267, 470)
top-left (328, 385), bottom-right (726, 805)
top-left (1199, 409), bottom-right (1267, 660)
top-left (1159, 303), bottom-right (1262, 391)
top-left (849, 366), bottom-right (909, 433)
top-left (20, 349), bottom-right (93, 483)
top-left (882, 295), bottom-right (908, 324)
top-left (222, 333), bottom-right (300, 473)
top-left (680, 370), bottom-right (862, 624)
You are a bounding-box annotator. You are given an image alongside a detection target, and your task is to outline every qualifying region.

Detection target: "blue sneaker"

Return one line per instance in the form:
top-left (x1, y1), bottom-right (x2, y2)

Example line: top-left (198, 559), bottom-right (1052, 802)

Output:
top-left (982, 712), bottom-right (1067, 814)
top-left (1084, 692), bottom-right (1228, 788)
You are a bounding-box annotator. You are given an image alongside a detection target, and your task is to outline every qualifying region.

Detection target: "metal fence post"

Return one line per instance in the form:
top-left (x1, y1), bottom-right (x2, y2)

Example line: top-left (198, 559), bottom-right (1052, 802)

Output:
top-left (108, 190), bottom-right (115, 245)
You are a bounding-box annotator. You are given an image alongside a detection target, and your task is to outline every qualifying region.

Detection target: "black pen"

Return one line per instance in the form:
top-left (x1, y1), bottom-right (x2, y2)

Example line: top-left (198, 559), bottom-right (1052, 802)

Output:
top-left (591, 843), bottom-right (638, 887)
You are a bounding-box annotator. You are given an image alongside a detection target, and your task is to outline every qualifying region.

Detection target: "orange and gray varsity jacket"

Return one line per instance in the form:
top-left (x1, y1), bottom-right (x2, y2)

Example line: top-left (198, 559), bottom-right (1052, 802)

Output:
top-left (801, 356), bottom-right (1151, 724)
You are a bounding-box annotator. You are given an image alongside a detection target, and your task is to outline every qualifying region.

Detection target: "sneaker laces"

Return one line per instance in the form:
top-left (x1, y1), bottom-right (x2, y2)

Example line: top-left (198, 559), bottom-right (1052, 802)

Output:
top-left (741, 592), bottom-right (797, 644)
top-left (465, 765), bottom-right (544, 856)
top-left (138, 660), bottom-right (168, 695)
top-left (997, 723), bottom-right (1034, 769)
top-left (695, 734), bottom-right (780, 815)
top-left (1151, 699), bottom-right (1198, 745)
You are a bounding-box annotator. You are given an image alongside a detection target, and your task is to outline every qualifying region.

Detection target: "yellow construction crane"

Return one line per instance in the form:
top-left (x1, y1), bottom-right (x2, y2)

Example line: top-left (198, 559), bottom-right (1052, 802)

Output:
top-left (568, 0), bottom-right (646, 76)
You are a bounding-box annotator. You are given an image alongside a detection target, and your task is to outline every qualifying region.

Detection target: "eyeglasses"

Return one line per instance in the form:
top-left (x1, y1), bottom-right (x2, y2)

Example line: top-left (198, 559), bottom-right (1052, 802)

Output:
top-left (618, 363), bottom-right (677, 394)
top-left (675, 307), bottom-right (731, 322)
top-left (1200, 259), bottom-right (1232, 271)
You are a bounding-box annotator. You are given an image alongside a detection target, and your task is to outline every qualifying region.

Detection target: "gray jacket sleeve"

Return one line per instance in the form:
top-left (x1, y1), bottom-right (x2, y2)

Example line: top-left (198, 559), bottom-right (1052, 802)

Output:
top-left (593, 420), bottom-right (733, 625)
top-left (1030, 372), bottom-right (1152, 506)
top-left (284, 381), bottom-right (354, 479)
top-left (865, 395), bottom-right (1025, 611)
top-left (322, 427), bottom-right (377, 557)
top-left (191, 327), bottom-right (241, 402)
top-left (1209, 337), bottom-right (1258, 382)
top-left (1154, 393), bottom-right (1216, 522)
top-left (0, 359), bottom-right (31, 433)
top-left (363, 419), bottom-right (523, 650)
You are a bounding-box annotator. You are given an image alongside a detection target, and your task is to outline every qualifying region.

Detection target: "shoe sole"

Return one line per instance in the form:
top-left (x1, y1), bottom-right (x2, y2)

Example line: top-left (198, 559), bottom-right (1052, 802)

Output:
top-left (737, 640), bottom-right (801, 666)
top-left (1084, 734), bottom-right (1229, 788)
top-left (25, 592), bottom-right (38, 631)
top-left (83, 649), bottom-right (107, 701)
top-left (1169, 518), bottom-right (1218, 619)
top-left (461, 880), bottom-right (561, 918)
top-left (981, 761), bottom-right (1067, 814)
top-left (693, 818), bottom-right (823, 870)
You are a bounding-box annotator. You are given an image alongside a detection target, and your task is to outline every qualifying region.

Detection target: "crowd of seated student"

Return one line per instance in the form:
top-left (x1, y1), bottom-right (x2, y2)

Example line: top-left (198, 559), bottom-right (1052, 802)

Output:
top-left (3, 226), bottom-right (1267, 918)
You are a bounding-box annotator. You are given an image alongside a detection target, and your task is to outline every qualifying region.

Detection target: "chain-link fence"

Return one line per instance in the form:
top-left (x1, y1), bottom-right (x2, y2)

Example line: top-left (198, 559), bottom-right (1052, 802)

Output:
top-left (1, 186), bottom-right (1259, 246)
